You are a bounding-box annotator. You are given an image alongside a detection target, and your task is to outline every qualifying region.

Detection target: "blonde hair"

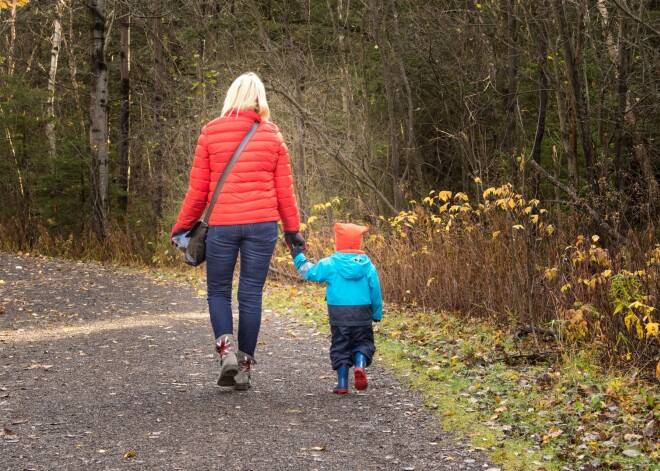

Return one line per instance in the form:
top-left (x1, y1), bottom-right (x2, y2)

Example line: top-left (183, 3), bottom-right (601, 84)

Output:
top-left (221, 72), bottom-right (270, 121)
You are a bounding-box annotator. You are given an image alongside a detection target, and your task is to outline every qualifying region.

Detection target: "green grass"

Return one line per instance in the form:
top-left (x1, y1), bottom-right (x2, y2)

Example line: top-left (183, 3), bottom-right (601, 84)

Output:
top-left (265, 280), bottom-right (660, 471)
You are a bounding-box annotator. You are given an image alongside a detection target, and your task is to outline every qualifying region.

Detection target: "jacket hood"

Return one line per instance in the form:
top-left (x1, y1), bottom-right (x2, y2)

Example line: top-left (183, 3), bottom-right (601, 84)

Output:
top-left (330, 252), bottom-right (373, 280)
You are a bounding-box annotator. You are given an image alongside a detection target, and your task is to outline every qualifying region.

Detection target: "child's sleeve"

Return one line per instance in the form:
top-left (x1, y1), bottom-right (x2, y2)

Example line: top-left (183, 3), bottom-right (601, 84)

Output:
top-left (368, 267), bottom-right (383, 321)
top-left (293, 253), bottom-right (333, 283)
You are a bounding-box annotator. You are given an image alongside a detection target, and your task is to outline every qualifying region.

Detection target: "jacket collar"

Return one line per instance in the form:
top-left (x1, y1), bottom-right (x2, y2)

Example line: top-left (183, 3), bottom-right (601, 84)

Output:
top-left (222, 109), bottom-right (262, 122)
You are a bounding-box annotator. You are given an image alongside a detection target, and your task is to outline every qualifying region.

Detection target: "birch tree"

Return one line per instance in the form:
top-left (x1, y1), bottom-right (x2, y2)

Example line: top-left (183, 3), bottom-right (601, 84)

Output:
top-left (89, 0), bottom-right (109, 238)
top-left (46, 0), bottom-right (64, 160)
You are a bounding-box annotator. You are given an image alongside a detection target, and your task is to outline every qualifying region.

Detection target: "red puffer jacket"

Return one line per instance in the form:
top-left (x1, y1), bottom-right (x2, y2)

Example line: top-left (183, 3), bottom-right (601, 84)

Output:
top-left (173, 110), bottom-right (300, 234)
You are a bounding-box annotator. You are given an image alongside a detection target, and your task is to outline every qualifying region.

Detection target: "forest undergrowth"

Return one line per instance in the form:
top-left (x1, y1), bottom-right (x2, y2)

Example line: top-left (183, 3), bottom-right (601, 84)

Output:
top-left (1, 183), bottom-right (658, 469)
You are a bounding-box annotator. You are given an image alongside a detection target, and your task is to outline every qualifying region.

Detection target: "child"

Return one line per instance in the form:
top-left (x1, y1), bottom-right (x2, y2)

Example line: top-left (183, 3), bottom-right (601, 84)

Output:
top-left (289, 223), bottom-right (382, 393)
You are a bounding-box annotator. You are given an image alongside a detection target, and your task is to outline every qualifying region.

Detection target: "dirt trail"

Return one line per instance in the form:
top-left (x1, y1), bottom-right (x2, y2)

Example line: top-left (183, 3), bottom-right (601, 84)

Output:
top-left (0, 252), bottom-right (497, 470)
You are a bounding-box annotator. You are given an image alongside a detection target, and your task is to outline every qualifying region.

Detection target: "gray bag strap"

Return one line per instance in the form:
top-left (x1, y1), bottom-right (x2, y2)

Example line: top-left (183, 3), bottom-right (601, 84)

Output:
top-left (202, 120), bottom-right (259, 224)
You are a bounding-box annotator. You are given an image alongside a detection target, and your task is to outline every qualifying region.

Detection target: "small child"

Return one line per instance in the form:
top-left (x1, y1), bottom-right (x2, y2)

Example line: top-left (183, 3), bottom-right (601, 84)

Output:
top-left (290, 223), bottom-right (382, 394)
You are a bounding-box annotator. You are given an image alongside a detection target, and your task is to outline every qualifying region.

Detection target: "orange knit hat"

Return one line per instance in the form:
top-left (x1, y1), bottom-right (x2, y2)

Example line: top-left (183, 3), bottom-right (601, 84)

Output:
top-left (334, 223), bottom-right (369, 253)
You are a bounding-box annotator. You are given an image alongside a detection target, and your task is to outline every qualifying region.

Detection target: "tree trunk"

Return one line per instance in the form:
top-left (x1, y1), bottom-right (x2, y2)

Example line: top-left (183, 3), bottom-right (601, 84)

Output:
top-left (390, 0), bottom-right (422, 198)
top-left (46, 1), bottom-right (64, 160)
top-left (552, 0), bottom-right (595, 189)
top-left (531, 59), bottom-right (548, 197)
top-left (65, 0), bottom-right (85, 123)
top-left (7, 0), bottom-right (17, 75)
top-left (89, 0), bottom-right (109, 238)
top-left (370, 0), bottom-right (402, 209)
top-left (503, 0), bottom-right (518, 183)
top-left (196, 0), bottom-right (207, 121)
top-left (549, 49), bottom-right (578, 189)
top-left (118, 4), bottom-right (131, 216)
top-left (152, 0), bottom-right (164, 223)
top-left (597, 0), bottom-right (658, 214)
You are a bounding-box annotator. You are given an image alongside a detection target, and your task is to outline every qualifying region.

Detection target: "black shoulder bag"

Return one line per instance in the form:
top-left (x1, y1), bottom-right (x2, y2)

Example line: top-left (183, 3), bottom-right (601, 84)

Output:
top-left (183, 121), bottom-right (259, 266)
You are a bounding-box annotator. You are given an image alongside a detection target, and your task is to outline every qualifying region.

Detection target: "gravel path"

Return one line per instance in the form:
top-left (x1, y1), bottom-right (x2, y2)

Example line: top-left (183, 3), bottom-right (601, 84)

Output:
top-left (0, 252), bottom-right (496, 470)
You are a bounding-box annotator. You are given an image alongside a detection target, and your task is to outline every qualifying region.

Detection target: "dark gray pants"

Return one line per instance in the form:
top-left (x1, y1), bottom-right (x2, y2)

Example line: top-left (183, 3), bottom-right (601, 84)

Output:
top-left (329, 324), bottom-right (375, 370)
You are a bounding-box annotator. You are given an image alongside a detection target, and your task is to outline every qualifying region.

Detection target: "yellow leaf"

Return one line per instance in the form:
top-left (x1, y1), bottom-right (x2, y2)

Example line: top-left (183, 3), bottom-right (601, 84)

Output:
top-left (439, 190), bottom-right (452, 202)
top-left (508, 199), bottom-right (516, 209)
top-left (123, 450), bottom-right (137, 459)
top-left (483, 187), bottom-right (497, 198)
top-left (512, 224), bottom-right (524, 230)
top-left (656, 361), bottom-right (660, 381)
top-left (307, 216), bottom-right (317, 225)
top-left (591, 235), bottom-right (600, 243)
top-left (492, 231), bottom-right (501, 239)
top-left (476, 3), bottom-right (482, 8)
top-left (601, 269), bottom-right (612, 278)
top-left (544, 267), bottom-right (557, 282)
top-left (561, 283), bottom-right (571, 292)
top-left (474, 177), bottom-right (482, 184)
top-left (646, 322), bottom-right (659, 338)
top-left (454, 192), bottom-right (469, 202)
top-left (198, 289), bottom-right (206, 296)
top-left (546, 225), bottom-right (555, 236)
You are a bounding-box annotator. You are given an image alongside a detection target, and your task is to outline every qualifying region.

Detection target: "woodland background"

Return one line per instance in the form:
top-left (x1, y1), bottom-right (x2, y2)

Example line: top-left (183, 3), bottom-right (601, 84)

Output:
top-left (0, 0), bottom-right (658, 375)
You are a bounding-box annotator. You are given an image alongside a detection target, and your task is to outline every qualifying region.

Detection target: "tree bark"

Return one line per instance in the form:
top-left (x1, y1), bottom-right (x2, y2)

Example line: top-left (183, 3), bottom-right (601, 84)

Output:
top-left (370, 0), bottom-right (402, 209)
top-left (389, 0), bottom-right (422, 197)
top-left (118, 3), bottom-right (130, 216)
top-left (196, 0), bottom-right (207, 121)
top-left (89, 0), bottom-right (109, 238)
top-left (549, 50), bottom-right (578, 189)
top-left (6, 0), bottom-right (17, 75)
top-left (46, 1), bottom-right (64, 160)
top-left (552, 0), bottom-right (595, 189)
top-left (503, 0), bottom-right (518, 183)
top-left (152, 0), bottom-right (164, 223)
top-left (597, 0), bottom-right (658, 213)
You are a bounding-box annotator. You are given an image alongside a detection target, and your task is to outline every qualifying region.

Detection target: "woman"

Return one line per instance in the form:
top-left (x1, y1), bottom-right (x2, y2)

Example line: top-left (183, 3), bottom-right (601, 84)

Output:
top-left (171, 73), bottom-right (305, 391)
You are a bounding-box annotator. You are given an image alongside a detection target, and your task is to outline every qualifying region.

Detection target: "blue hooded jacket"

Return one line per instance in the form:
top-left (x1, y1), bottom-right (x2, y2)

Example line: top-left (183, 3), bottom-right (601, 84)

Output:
top-left (294, 252), bottom-right (383, 326)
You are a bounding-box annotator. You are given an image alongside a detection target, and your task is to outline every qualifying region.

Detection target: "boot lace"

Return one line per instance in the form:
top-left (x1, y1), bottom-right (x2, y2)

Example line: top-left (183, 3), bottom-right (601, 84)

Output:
top-left (215, 336), bottom-right (232, 358)
top-left (240, 358), bottom-right (252, 373)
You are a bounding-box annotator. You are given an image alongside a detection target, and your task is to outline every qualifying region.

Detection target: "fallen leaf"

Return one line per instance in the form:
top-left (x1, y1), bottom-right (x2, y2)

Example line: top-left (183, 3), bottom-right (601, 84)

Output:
top-left (123, 450), bottom-right (137, 459)
top-left (310, 445), bottom-right (326, 451)
top-left (197, 290), bottom-right (206, 296)
top-left (622, 449), bottom-right (641, 458)
top-left (27, 364), bottom-right (54, 370)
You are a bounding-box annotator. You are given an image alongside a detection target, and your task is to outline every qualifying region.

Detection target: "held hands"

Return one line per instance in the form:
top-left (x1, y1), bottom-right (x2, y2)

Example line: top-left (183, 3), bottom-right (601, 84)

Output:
top-left (284, 231), bottom-right (306, 258)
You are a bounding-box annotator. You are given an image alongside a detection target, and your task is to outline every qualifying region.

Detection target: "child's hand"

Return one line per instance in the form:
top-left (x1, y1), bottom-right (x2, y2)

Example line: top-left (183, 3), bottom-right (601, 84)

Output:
top-left (290, 245), bottom-right (304, 259)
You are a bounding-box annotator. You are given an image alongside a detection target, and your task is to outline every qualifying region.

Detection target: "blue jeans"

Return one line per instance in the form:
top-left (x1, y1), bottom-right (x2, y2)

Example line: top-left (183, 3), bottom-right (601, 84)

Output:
top-left (206, 222), bottom-right (278, 357)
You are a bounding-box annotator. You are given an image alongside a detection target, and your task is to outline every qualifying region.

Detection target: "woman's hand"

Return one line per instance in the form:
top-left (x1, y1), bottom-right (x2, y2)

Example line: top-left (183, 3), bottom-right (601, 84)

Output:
top-left (284, 231), bottom-right (306, 254)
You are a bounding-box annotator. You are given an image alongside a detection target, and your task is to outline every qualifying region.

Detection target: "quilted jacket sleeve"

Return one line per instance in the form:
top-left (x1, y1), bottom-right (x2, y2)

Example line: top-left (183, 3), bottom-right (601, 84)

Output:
top-left (175, 129), bottom-right (210, 230)
top-left (294, 253), bottom-right (334, 283)
top-left (274, 132), bottom-right (300, 232)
